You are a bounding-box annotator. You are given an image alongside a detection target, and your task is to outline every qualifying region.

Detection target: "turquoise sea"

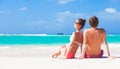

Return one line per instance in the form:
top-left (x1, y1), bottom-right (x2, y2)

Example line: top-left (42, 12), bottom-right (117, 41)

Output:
top-left (0, 34), bottom-right (120, 46)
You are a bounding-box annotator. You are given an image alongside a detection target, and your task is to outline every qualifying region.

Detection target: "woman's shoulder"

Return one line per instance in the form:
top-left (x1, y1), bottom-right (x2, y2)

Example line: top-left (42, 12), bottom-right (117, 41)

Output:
top-left (71, 32), bottom-right (83, 38)
top-left (71, 32), bottom-right (75, 35)
top-left (73, 31), bottom-right (83, 35)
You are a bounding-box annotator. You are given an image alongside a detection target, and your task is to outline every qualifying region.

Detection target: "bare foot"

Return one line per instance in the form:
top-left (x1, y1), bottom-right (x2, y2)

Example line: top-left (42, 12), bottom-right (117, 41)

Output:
top-left (52, 54), bottom-right (57, 58)
top-left (51, 53), bottom-right (60, 58)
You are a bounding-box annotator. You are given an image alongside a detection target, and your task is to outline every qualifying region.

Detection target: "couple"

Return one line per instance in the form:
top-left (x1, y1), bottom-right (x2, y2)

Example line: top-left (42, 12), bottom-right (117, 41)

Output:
top-left (52, 16), bottom-right (113, 59)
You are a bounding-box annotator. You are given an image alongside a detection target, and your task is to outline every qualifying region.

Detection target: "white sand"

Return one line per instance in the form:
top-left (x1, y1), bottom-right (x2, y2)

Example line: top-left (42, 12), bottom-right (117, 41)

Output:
top-left (0, 45), bottom-right (120, 69)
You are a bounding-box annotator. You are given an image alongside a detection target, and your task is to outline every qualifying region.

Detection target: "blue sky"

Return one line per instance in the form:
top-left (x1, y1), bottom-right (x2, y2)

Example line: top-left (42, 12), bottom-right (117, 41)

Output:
top-left (0, 0), bottom-right (120, 34)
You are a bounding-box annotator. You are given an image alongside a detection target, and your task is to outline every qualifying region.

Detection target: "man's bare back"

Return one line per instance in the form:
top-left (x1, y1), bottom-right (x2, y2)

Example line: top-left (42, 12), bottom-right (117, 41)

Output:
top-left (80, 16), bottom-right (113, 59)
top-left (84, 28), bottom-right (106, 56)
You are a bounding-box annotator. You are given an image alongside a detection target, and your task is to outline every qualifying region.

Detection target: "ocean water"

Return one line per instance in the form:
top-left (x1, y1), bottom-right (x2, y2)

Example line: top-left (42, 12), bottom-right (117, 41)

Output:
top-left (0, 34), bottom-right (120, 46)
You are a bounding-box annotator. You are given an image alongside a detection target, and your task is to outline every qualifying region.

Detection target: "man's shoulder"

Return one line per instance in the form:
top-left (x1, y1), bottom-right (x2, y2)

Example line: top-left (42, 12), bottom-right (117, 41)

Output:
top-left (84, 28), bottom-right (106, 33)
top-left (84, 29), bottom-right (90, 33)
top-left (98, 28), bottom-right (105, 32)
top-left (98, 28), bottom-right (104, 30)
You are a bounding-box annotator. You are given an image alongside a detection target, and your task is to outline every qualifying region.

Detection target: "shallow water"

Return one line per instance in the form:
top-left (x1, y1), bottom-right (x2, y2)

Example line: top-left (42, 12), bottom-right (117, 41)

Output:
top-left (0, 34), bottom-right (120, 46)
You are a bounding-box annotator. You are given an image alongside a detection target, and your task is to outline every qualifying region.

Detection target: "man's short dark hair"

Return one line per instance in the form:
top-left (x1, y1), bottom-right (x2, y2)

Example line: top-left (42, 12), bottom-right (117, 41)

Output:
top-left (89, 16), bottom-right (99, 27)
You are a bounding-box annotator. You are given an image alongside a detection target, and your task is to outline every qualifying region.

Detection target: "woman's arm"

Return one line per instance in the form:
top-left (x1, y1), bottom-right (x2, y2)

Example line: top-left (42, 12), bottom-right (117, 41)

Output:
top-left (64, 32), bottom-right (76, 58)
top-left (69, 32), bottom-right (76, 46)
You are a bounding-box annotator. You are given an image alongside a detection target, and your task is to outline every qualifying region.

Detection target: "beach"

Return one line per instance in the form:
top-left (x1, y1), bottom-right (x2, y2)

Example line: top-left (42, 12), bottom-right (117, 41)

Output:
top-left (0, 44), bottom-right (120, 69)
top-left (0, 0), bottom-right (120, 69)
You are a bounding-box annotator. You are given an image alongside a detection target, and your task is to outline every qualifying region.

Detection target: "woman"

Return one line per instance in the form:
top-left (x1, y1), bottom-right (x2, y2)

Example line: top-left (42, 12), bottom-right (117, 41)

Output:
top-left (51, 18), bottom-right (86, 59)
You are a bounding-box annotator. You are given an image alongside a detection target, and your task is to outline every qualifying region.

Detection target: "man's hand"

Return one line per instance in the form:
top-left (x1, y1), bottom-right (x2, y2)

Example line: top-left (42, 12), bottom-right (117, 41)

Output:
top-left (78, 56), bottom-right (85, 59)
top-left (108, 56), bottom-right (116, 59)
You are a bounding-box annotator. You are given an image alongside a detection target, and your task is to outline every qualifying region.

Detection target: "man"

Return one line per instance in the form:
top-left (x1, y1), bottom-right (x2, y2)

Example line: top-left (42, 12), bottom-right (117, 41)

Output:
top-left (80, 16), bottom-right (113, 59)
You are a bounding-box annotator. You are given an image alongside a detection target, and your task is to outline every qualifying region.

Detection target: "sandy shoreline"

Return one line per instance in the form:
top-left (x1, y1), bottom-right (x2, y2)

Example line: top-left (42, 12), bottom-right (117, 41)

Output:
top-left (0, 45), bottom-right (120, 69)
top-left (0, 44), bottom-right (120, 57)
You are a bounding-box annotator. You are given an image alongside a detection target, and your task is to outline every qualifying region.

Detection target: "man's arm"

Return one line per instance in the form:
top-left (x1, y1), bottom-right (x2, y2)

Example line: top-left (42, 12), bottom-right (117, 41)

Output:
top-left (80, 44), bottom-right (87, 59)
top-left (79, 30), bottom-right (88, 59)
top-left (103, 31), bottom-right (111, 58)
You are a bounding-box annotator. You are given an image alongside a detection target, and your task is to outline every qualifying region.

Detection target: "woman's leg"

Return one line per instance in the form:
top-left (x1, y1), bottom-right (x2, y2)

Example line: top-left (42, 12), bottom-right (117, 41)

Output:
top-left (51, 45), bottom-right (67, 58)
